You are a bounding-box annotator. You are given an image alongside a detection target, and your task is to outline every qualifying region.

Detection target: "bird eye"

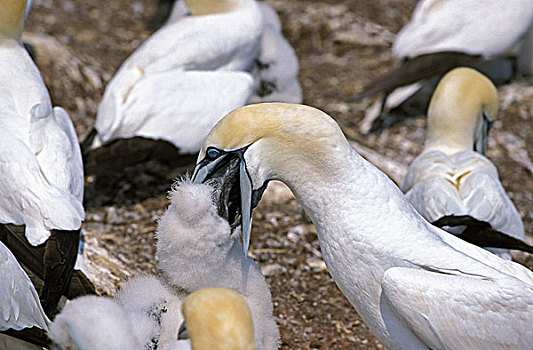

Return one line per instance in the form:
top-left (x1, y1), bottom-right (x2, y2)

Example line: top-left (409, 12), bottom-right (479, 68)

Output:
top-left (206, 147), bottom-right (221, 160)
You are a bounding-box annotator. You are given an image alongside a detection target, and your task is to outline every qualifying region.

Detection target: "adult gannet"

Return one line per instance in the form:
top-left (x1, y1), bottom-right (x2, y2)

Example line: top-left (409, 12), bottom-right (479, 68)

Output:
top-left (49, 179), bottom-right (279, 350)
top-left (193, 102), bottom-right (533, 349)
top-left (180, 288), bottom-right (256, 350)
top-left (402, 67), bottom-right (530, 260)
top-left (0, 0), bottom-right (94, 324)
top-left (350, 0), bottom-right (533, 133)
top-left (85, 0), bottom-right (301, 174)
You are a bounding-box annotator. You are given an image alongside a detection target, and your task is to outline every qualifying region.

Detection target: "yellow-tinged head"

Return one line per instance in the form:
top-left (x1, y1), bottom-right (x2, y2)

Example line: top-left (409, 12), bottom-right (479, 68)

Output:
top-left (184, 0), bottom-right (245, 15)
top-left (200, 103), bottom-right (350, 184)
top-left (194, 103), bottom-right (353, 256)
top-left (425, 67), bottom-right (498, 154)
top-left (0, 0), bottom-right (27, 42)
top-left (182, 288), bottom-right (255, 350)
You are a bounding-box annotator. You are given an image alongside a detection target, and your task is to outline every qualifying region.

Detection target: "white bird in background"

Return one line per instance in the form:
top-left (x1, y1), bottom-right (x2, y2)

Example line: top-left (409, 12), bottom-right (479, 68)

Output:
top-left (84, 0), bottom-right (301, 174)
top-left (351, 0), bottom-right (533, 133)
top-left (0, 0), bottom-right (94, 335)
top-left (49, 179), bottom-right (279, 350)
top-left (193, 102), bottom-right (533, 350)
top-left (402, 67), bottom-right (531, 260)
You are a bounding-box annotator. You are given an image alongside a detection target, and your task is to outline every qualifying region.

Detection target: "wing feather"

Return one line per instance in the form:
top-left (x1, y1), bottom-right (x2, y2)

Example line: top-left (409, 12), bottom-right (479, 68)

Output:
top-left (382, 267), bottom-right (533, 350)
top-left (0, 242), bottom-right (50, 331)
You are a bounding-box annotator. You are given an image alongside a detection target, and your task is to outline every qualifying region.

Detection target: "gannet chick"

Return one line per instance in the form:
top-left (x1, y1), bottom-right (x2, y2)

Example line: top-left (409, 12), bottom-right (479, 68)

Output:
top-left (0, 0), bottom-right (94, 322)
top-left (193, 102), bottom-right (533, 349)
top-left (49, 276), bottom-right (187, 350)
top-left (402, 67), bottom-right (528, 259)
top-left (181, 288), bottom-right (255, 350)
top-left (157, 179), bottom-right (279, 350)
top-left (49, 296), bottom-right (155, 350)
top-left (350, 0), bottom-right (533, 133)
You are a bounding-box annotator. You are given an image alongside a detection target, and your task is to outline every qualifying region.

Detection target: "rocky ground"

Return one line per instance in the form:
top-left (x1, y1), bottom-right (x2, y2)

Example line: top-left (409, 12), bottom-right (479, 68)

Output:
top-left (25, 0), bottom-right (532, 348)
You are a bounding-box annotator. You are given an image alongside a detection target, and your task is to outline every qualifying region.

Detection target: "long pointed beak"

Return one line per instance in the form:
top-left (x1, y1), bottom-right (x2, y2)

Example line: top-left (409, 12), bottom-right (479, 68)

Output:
top-left (192, 155), bottom-right (228, 183)
top-left (178, 321), bottom-right (189, 340)
top-left (191, 150), bottom-right (256, 257)
top-left (474, 113), bottom-right (493, 155)
top-left (239, 159), bottom-right (253, 256)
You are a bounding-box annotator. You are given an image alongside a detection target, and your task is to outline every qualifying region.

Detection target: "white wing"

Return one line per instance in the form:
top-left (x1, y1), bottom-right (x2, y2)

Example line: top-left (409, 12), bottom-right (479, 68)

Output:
top-left (250, 2), bottom-right (302, 104)
top-left (381, 266), bottom-right (533, 350)
top-left (0, 241), bottom-right (50, 331)
top-left (94, 3), bottom-right (263, 146)
top-left (95, 70), bottom-right (254, 153)
top-left (393, 0), bottom-right (533, 59)
top-left (403, 150), bottom-right (524, 240)
top-left (30, 106), bottom-right (84, 203)
top-left (0, 92), bottom-right (83, 246)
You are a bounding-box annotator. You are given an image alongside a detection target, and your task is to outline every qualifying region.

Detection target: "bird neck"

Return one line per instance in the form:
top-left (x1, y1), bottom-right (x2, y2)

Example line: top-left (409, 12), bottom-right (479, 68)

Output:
top-left (0, 0), bottom-right (26, 43)
top-left (280, 145), bottom-right (430, 345)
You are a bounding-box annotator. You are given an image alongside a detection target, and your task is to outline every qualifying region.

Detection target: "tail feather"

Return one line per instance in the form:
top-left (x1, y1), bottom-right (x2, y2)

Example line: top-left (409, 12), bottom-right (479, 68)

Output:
top-left (432, 215), bottom-right (533, 254)
top-left (349, 52), bottom-right (483, 102)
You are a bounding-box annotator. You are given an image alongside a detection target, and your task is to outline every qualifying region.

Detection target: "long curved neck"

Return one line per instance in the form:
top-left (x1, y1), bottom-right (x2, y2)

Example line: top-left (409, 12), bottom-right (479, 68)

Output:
top-left (0, 0), bottom-right (26, 42)
top-left (281, 145), bottom-right (430, 347)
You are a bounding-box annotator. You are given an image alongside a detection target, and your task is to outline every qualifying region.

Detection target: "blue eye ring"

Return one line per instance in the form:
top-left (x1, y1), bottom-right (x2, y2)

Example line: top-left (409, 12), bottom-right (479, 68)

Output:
top-left (206, 147), bottom-right (222, 160)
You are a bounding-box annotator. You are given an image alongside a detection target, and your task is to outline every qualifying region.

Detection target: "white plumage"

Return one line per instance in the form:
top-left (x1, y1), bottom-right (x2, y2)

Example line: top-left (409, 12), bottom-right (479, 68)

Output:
top-left (49, 180), bottom-right (279, 350)
top-left (194, 102), bottom-right (533, 349)
top-left (402, 68), bottom-right (524, 259)
top-left (0, 1), bottom-right (84, 246)
top-left (393, 0), bottom-right (533, 62)
top-left (0, 241), bottom-right (50, 333)
top-left (92, 0), bottom-right (301, 153)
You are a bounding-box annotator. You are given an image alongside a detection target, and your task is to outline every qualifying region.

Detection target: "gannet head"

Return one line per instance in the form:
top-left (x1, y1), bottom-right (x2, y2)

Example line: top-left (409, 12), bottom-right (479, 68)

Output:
top-left (184, 0), bottom-right (246, 15)
top-left (425, 67), bottom-right (498, 155)
top-left (180, 288), bottom-right (255, 350)
top-left (192, 103), bottom-right (350, 255)
top-left (0, 0), bottom-right (27, 42)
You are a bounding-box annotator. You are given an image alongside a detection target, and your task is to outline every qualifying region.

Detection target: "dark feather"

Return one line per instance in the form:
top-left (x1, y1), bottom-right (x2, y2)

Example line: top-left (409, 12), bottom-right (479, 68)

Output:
top-left (432, 215), bottom-right (533, 254)
top-left (349, 52), bottom-right (483, 102)
top-left (83, 136), bottom-right (195, 176)
top-left (0, 327), bottom-right (51, 348)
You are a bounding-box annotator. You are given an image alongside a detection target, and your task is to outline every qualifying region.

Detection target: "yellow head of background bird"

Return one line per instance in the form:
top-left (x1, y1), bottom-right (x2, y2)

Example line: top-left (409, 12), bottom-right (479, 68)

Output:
top-left (0, 0), bottom-right (27, 42)
top-left (425, 67), bottom-right (498, 155)
top-left (184, 0), bottom-right (245, 15)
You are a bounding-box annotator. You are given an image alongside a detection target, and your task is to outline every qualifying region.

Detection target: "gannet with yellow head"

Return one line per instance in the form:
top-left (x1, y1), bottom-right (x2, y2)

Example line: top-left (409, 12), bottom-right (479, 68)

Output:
top-left (181, 288), bottom-right (256, 350)
top-left (193, 102), bottom-right (533, 349)
top-left (0, 0), bottom-right (93, 333)
top-left (88, 0), bottom-right (301, 172)
top-left (402, 67), bottom-right (527, 259)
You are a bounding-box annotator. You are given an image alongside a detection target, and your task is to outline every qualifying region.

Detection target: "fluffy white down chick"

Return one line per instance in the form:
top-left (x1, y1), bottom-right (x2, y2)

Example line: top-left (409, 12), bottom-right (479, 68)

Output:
top-left (157, 179), bottom-right (279, 350)
top-left (49, 180), bottom-right (278, 350)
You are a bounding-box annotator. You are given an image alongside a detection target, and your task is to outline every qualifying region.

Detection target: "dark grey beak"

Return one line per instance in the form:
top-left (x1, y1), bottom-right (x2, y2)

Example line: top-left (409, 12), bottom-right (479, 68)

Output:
top-left (474, 112), bottom-right (494, 155)
top-left (192, 149), bottom-right (264, 256)
top-left (178, 321), bottom-right (189, 340)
